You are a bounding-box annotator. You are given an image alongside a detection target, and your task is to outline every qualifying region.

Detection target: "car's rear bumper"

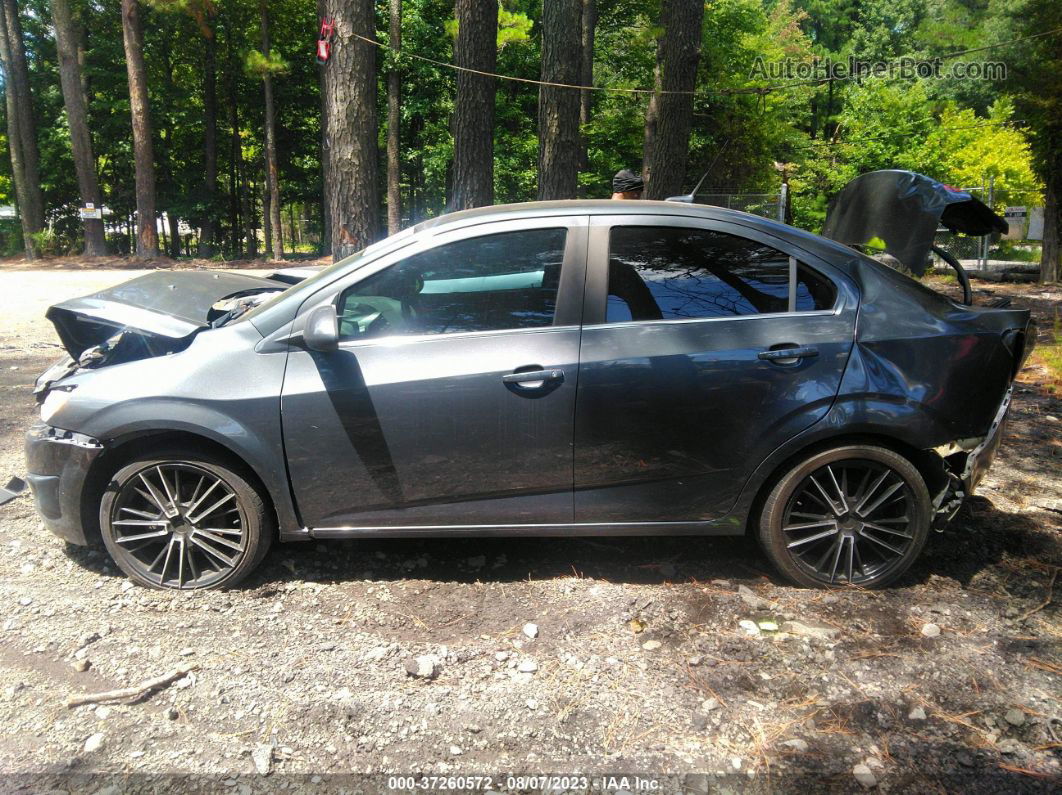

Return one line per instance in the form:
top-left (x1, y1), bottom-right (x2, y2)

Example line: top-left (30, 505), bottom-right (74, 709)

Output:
top-left (962, 386), bottom-right (1012, 495)
top-left (932, 386), bottom-right (1012, 528)
top-left (24, 422), bottom-right (103, 546)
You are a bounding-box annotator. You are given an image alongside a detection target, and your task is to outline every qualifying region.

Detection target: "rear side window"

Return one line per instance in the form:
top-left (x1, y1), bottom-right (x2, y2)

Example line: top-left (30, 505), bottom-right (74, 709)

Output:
top-left (606, 226), bottom-right (835, 323)
top-left (337, 228), bottom-right (566, 339)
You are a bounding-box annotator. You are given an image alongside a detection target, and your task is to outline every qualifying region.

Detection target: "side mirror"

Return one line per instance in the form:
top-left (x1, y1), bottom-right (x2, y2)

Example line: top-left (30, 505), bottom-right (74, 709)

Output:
top-left (303, 304), bottom-right (339, 352)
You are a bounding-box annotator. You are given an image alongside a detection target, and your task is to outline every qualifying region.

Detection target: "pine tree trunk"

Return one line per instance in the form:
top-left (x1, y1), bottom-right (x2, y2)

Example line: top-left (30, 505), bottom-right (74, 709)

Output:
top-left (242, 168), bottom-right (257, 257)
top-left (642, 0), bottom-right (704, 200)
top-left (260, 0), bottom-right (283, 259)
top-left (199, 29), bottom-right (218, 258)
top-left (168, 213), bottom-right (180, 258)
top-left (77, 18), bottom-right (89, 112)
top-left (0, 21), bottom-right (29, 254)
top-left (537, 0), bottom-right (581, 201)
top-left (262, 175), bottom-right (272, 257)
top-left (121, 0), bottom-right (159, 257)
top-left (52, 0), bottom-right (106, 255)
top-left (320, 0), bottom-right (378, 259)
top-left (386, 0), bottom-right (401, 235)
top-left (1042, 166), bottom-right (1060, 283)
top-left (225, 19), bottom-right (242, 255)
top-left (319, 63), bottom-right (331, 255)
top-left (642, 60), bottom-right (659, 180)
top-left (0, 0), bottom-right (43, 256)
top-left (578, 0), bottom-right (596, 175)
top-left (451, 0), bottom-right (497, 210)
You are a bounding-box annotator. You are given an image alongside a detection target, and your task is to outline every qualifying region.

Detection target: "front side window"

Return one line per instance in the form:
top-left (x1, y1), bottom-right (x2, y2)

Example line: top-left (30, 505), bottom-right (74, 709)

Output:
top-left (337, 227), bottom-right (567, 340)
top-left (606, 226), bottom-right (835, 323)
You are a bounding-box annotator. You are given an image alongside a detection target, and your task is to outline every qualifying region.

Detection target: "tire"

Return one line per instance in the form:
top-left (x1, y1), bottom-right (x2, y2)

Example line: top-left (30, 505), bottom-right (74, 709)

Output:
top-left (758, 444), bottom-right (931, 589)
top-left (99, 448), bottom-right (273, 590)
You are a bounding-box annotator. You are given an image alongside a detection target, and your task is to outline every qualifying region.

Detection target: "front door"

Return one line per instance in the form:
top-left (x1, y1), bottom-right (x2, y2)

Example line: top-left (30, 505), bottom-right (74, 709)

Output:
top-left (282, 217), bottom-right (587, 530)
top-left (574, 216), bottom-right (857, 523)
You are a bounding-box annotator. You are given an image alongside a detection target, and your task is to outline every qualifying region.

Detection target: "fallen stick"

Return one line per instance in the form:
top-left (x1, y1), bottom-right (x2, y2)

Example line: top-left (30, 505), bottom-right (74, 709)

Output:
top-left (66, 665), bottom-right (195, 708)
top-left (1018, 569), bottom-right (1056, 623)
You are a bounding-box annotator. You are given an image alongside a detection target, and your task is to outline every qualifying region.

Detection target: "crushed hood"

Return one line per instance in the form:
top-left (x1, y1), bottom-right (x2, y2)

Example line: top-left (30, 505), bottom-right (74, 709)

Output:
top-left (46, 270), bottom-right (284, 359)
top-left (822, 170), bottom-right (1008, 276)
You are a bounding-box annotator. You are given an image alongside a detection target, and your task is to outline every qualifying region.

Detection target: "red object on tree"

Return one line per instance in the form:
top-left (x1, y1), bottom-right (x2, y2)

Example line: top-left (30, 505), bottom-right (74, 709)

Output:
top-left (316, 18), bottom-right (335, 65)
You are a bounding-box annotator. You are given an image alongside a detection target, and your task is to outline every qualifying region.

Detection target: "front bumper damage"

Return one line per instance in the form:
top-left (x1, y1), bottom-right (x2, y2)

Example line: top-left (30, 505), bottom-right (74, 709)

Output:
top-left (931, 386), bottom-right (1012, 529)
top-left (24, 422), bottom-right (103, 545)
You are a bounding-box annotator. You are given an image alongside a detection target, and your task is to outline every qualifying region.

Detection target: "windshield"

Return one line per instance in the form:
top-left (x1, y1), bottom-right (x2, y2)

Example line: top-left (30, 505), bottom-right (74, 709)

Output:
top-left (241, 227), bottom-right (418, 330)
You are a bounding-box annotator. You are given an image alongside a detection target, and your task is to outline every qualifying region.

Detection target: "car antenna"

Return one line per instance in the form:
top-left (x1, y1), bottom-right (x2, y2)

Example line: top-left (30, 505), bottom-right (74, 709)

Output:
top-left (665, 139), bottom-right (730, 203)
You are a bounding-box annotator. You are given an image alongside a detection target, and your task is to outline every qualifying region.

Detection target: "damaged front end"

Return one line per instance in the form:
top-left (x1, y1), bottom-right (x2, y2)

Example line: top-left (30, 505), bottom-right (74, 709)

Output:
top-left (35, 270), bottom-right (285, 402)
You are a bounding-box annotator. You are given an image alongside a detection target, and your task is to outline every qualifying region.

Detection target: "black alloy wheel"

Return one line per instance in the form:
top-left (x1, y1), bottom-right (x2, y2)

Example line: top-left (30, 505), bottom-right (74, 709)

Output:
top-left (759, 445), bottom-right (931, 588)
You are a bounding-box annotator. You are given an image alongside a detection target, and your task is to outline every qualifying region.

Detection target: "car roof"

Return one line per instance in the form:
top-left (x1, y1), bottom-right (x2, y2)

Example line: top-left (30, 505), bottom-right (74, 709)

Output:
top-left (413, 199), bottom-right (761, 232)
top-left (412, 199), bottom-right (861, 265)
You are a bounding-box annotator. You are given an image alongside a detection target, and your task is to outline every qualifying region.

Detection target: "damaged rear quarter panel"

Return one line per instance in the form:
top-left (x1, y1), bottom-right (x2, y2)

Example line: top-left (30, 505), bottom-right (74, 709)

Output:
top-left (830, 256), bottom-right (1026, 448)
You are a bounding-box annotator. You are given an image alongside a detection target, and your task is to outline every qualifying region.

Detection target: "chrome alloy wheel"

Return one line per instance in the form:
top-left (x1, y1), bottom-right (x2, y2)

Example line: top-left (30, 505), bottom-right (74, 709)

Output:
top-left (108, 463), bottom-right (247, 589)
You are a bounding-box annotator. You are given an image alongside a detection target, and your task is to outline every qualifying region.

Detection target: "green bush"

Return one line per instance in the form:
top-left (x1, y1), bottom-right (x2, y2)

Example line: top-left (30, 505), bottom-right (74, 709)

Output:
top-left (29, 229), bottom-right (63, 257)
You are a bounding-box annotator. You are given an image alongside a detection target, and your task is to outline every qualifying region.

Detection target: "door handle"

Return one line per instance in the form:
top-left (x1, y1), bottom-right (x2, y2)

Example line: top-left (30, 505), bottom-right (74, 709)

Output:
top-left (758, 345), bottom-right (819, 363)
top-left (502, 368), bottom-right (565, 387)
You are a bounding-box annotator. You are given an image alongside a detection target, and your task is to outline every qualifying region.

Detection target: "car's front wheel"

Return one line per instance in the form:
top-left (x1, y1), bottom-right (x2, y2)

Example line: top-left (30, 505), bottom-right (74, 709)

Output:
top-left (100, 450), bottom-right (273, 590)
top-left (758, 445), bottom-right (931, 588)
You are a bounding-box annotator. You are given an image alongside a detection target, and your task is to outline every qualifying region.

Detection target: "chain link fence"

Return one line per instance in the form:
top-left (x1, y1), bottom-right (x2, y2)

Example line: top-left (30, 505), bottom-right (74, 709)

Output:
top-left (696, 193), bottom-right (783, 221)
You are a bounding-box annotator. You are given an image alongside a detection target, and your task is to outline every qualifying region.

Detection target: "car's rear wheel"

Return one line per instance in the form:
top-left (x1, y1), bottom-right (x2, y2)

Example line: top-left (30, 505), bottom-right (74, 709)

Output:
top-left (758, 445), bottom-right (931, 588)
top-left (100, 450), bottom-right (272, 590)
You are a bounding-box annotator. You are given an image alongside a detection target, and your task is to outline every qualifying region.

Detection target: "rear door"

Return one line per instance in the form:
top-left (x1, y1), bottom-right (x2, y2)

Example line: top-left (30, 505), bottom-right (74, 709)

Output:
top-left (281, 216), bottom-right (588, 530)
top-left (574, 215), bottom-right (857, 523)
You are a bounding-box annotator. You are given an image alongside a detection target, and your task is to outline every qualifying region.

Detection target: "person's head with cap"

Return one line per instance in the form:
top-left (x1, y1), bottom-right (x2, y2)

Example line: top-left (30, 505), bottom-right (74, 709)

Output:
top-left (611, 169), bottom-right (644, 200)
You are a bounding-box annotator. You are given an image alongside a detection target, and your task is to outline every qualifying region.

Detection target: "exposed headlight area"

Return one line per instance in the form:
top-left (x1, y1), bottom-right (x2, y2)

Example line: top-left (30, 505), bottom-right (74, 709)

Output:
top-left (77, 330), bottom-right (127, 368)
top-left (28, 421), bottom-right (101, 450)
top-left (39, 387), bottom-right (77, 425)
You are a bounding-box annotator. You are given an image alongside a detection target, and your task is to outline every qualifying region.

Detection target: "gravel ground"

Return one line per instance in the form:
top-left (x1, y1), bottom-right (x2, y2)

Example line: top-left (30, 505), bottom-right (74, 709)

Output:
top-left (0, 270), bottom-right (1059, 793)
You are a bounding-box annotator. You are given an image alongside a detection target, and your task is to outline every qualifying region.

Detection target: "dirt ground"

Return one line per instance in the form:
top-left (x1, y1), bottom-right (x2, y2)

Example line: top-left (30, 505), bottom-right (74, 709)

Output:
top-left (0, 270), bottom-right (1058, 793)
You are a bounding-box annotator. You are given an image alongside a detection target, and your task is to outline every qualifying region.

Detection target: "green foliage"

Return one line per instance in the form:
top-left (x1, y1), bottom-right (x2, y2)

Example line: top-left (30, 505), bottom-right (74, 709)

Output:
top-left (244, 48), bottom-right (288, 77)
top-left (29, 228), bottom-right (64, 256)
top-left (0, 0), bottom-right (1052, 258)
top-left (497, 10), bottom-right (533, 49)
top-left (912, 98), bottom-right (1041, 207)
top-left (444, 8), bottom-right (533, 49)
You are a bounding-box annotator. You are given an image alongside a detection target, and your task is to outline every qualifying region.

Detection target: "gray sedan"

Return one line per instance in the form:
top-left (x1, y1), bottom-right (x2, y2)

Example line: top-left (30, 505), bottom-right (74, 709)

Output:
top-left (25, 200), bottom-right (1033, 590)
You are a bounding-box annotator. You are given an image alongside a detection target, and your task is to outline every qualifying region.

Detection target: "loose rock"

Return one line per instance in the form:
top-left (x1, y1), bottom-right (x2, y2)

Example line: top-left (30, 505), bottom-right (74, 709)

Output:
top-left (738, 619), bottom-right (761, 636)
top-left (921, 623), bottom-right (941, 638)
top-left (522, 623), bottom-right (538, 639)
top-left (780, 619), bottom-right (840, 641)
top-left (908, 706), bottom-right (927, 721)
top-left (737, 585), bottom-right (773, 610)
top-left (252, 743), bottom-right (273, 776)
top-left (404, 656), bottom-right (439, 679)
top-left (83, 733), bottom-right (104, 753)
top-left (1004, 708), bottom-right (1025, 727)
top-left (853, 763), bottom-right (876, 788)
